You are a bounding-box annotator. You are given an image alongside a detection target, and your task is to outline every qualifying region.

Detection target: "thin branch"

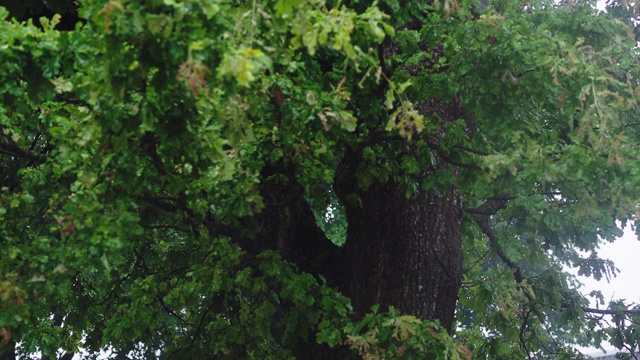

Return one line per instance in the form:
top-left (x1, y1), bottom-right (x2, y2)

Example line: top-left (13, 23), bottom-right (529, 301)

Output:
top-left (455, 145), bottom-right (490, 156)
top-left (145, 224), bottom-right (190, 233)
top-left (462, 248), bottom-right (491, 275)
top-left (583, 307), bottom-right (640, 316)
top-left (189, 294), bottom-right (222, 349)
top-left (535, 319), bottom-right (558, 356)
top-left (520, 308), bottom-right (534, 360)
top-left (139, 195), bottom-right (179, 212)
top-left (463, 207), bottom-right (498, 216)
top-left (156, 294), bottom-right (188, 326)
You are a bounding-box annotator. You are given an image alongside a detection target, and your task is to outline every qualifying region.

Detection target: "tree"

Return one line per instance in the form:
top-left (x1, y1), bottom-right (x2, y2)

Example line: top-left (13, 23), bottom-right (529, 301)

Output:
top-left (1, 0), bottom-right (640, 358)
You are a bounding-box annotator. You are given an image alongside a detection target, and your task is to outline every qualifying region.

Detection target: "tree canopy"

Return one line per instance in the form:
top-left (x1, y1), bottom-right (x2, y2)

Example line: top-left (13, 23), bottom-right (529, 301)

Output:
top-left (1, 0), bottom-right (640, 359)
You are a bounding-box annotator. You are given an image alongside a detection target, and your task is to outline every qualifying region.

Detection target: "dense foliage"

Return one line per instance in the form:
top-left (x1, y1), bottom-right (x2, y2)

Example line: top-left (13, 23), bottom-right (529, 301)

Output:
top-left (1, 0), bottom-right (640, 359)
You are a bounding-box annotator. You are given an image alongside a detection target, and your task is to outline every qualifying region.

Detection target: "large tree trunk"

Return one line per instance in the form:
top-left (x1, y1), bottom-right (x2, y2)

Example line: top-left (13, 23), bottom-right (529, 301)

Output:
top-left (0, 340), bottom-right (15, 360)
top-left (335, 172), bottom-right (464, 332)
top-left (255, 83), bottom-right (467, 356)
top-left (328, 93), bottom-right (470, 333)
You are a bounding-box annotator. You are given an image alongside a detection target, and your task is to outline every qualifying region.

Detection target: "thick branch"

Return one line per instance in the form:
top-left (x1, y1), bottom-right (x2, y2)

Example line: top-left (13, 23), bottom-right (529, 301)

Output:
top-left (0, 142), bottom-right (46, 163)
top-left (471, 213), bottom-right (525, 283)
top-left (464, 196), bottom-right (510, 216)
top-left (55, 94), bottom-right (91, 107)
top-left (59, 353), bottom-right (74, 360)
top-left (470, 211), bottom-right (549, 325)
top-left (435, 148), bottom-right (482, 169)
top-left (142, 133), bottom-right (169, 177)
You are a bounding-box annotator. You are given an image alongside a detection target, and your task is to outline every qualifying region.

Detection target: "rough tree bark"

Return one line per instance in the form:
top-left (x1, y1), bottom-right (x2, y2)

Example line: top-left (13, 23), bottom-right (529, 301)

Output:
top-left (323, 96), bottom-right (469, 336)
top-left (253, 154), bottom-right (465, 357)
top-left (266, 140), bottom-right (466, 358)
top-left (257, 100), bottom-right (469, 356)
top-left (336, 177), bottom-right (464, 331)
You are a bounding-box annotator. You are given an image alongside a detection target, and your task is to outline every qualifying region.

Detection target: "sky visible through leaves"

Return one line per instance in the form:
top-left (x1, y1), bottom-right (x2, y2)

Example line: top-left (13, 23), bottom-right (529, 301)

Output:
top-left (574, 227), bottom-right (640, 356)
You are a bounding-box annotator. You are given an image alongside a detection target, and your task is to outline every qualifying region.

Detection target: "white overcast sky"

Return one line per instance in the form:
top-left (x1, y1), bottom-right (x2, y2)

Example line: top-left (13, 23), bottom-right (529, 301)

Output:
top-left (575, 226), bottom-right (640, 356)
